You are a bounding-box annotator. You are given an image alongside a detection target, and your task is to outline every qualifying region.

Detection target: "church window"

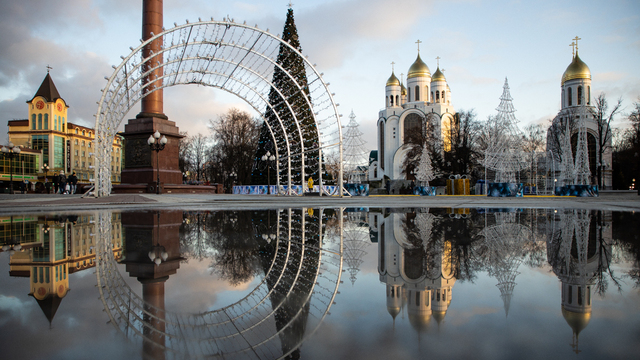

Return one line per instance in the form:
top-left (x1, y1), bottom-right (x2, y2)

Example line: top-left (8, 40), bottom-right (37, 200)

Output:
top-left (44, 114), bottom-right (48, 130)
top-left (379, 122), bottom-right (385, 169)
top-left (425, 293), bottom-right (429, 306)
top-left (578, 287), bottom-right (583, 305)
top-left (587, 286), bottom-right (591, 305)
top-left (587, 86), bottom-right (591, 105)
top-left (442, 90), bottom-right (446, 103)
top-left (431, 91), bottom-right (434, 102)
top-left (568, 87), bottom-right (572, 106)
top-left (38, 114), bottom-right (42, 129)
top-left (416, 292), bottom-right (420, 305)
top-left (437, 290), bottom-right (440, 302)
top-left (436, 90), bottom-right (440, 103)
top-left (568, 286), bottom-right (573, 304)
top-left (390, 287), bottom-right (394, 297)
top-left (389, 95), bottom-right (393, 107)
top-left (32, 114), bottom-right (36, 129)
top-left (395, 95), bottom-right (399, 106)
top-left (425, 86), bottom-right (429, 102)
top-left (577, 86), bottom-right (583, 105)
top-left (415, 86), bottom-right (420, 101)
top-left (379, 223), bottom-right (385, 271)
top-left (404, 114), bottom-right (423, 145)
top-left (562, 89), bottom-right (565, 107)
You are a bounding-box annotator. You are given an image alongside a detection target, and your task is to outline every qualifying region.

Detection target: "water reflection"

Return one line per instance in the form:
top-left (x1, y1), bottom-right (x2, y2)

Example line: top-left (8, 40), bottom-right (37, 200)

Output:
top-left (1, 208), bottom-right (638, 359)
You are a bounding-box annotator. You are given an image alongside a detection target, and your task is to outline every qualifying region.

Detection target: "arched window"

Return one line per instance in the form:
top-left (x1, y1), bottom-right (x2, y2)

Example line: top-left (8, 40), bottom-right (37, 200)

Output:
top-left (442, 90), bottom-right (446, 103)
top-left (431, 91), bottom-right (434, 102)
top-left (395, 95), bottom-right (399, 106)
top-left (38, 114), bottom-right (42, 129)
top-left (62, 117), bottom-right (65, 132)
top-left (404, 113), bottom-right (423, 144)
top-left (415, 86), bottom-right (420, 101)
top-left (82, 130), bottom-right (86, 136)
top-left (54, 115), bottom-right (57, 131)
top-left (389, 95), bottom-right (393, 107)
top-left (577, 86), bottom-right (583, 105)
top-left (75, 128), bottom-right (78, 134)
top-left (32, 114), bottom-right (36, 129)
top-left (379, 122), bottom-right (385, 169)
top-left (562, 88), bottom-right (565, 107)
top-left (568, 87), bottom-right (572, 106)
top-left (425, 86), bottom-right (429, 102)
top-left (587, 86), bottom-right (591, 105)
top-left (44, 114), bottom-right (48, 130)
top-left (407, 87), bottom-right (411, 102)
top-left (436, 90), bottom-right (440, 103)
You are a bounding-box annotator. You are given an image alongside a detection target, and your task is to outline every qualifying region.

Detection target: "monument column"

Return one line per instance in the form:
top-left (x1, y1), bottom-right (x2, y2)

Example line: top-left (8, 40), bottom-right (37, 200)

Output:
top-left (119, 0), bottom-right (183, 193)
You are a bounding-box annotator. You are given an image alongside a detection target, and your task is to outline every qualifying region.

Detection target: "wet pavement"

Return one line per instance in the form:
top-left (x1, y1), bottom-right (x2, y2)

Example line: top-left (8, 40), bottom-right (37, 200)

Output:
top-left (1, 190), bottom-right (639, 213)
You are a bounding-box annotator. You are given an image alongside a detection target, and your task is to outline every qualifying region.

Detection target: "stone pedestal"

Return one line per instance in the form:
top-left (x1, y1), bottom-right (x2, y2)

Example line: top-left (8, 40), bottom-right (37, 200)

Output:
top-left (120, 116), bottom-right (183, 192)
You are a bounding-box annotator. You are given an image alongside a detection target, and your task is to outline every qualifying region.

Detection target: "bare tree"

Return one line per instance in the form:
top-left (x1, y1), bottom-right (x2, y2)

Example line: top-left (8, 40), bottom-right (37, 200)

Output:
top-left (188, 133), bottom-right (210, 182)
top-left (178, 131), bottom-right (192, 177)
top-left (590, 93), bottom-right (623, 188)
top-left (209, 108), bottom-right (261, 186)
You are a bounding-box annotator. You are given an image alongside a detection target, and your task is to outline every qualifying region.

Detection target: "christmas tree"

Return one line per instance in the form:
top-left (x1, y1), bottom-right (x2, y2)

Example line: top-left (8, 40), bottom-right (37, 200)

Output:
top-left (251, 6), bottom-right (323, 186)
top-left (415, 143), bottom-right (436, 186)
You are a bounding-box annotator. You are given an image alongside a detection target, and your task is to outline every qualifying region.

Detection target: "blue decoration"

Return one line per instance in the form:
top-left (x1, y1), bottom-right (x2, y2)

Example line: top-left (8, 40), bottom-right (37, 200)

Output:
top-left (345, 183), bottom-right (369, 196)
top-left (554, 185), bottom-right (598, 197)
top-left (413, 186), bottom-right (437, 196)
top-left (487, 183), bottom-right (524, 197)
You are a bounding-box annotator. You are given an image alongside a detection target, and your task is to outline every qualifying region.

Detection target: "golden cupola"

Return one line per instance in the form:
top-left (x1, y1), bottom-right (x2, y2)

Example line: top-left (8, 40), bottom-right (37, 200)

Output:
top-left (431, 67), bottom-right (446, 82)
top-left (561, 53), bottom-right (591, 85)
top-left (386, 72), bottom-right (401, 86)
top-left (408, 54), bottom-right (431, 79)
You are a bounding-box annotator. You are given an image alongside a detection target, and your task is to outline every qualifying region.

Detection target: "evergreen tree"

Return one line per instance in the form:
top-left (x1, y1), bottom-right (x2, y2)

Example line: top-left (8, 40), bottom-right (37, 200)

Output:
top-left (416, 143), bottom-right (436, 186)
top-left (251, 7), bottom-right (323, 186)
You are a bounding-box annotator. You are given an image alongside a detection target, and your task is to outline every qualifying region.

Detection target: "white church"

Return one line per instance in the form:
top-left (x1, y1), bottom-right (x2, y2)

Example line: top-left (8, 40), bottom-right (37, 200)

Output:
top-left (370, 43), bottom-right (456, 182)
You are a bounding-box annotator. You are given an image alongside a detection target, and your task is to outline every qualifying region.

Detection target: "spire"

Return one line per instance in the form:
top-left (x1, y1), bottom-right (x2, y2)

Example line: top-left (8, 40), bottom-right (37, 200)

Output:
top-left (30, 73), bottom-right (62, 103)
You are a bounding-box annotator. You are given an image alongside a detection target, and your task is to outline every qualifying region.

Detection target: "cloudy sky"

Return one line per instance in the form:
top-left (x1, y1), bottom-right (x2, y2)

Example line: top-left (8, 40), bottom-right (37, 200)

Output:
top-left (1, 0), bottom-right (639, 149)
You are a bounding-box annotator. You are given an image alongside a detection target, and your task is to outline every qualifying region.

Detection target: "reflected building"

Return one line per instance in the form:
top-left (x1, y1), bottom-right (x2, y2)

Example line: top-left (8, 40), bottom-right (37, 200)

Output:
top-left (1, 214), bottom-right (122, 325)
top-left (374, 209), bottom-right (457, 333)
top-left (546, 209), bottom-right (612, 354)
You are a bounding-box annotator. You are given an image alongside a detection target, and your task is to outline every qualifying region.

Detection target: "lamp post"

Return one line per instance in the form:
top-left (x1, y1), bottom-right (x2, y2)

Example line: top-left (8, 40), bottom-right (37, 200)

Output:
top-left (41, 163), bottom-right (49, 193)
top-left (147, 131), bottom-right (167, 194)
top-left (2, 142), bottom-right (21, 194)
top-left (148, 211), bottom-right (168, 266)
top-left (261, 151), bottom-right (276, 194)
top-left (229, 171), bottom-right (237, 193)
top-left (1, 216), bottom-right (22, 256)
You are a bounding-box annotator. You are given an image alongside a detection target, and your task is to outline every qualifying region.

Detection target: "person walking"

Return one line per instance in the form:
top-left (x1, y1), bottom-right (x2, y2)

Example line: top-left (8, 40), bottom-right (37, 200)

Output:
top-left (58, 171), bottom-right (67, 194)
top-left (53, 173), bottom-right (59, 194)
top-left (68, 171), bottom-right (78, 194)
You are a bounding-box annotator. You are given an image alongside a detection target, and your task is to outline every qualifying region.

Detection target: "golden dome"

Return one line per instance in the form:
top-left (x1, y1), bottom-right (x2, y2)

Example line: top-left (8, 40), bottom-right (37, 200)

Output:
top-left (562, 306), bottom-right (591, 335)
top-left (387, 305), bottom-right (401, 318)
top-left (408, 54), bottom-right (431, 79)
top-left (433, 310), bottom-right (447, 324)
top-left (432, 67), bottom-right (446, 82)
top-left (408, 312), bottom-right (432, 333)
top-left (386, 72), bottom-right (400, 86)
top-left (401, 83), bottom-right (407, 96)
top-left (561, 53), bottom-right (591, 85)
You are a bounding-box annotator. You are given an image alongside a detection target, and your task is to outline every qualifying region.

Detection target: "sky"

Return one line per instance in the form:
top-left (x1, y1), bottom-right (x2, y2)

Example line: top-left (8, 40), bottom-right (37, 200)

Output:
top-left (1, 0), bottom-right (639, 150)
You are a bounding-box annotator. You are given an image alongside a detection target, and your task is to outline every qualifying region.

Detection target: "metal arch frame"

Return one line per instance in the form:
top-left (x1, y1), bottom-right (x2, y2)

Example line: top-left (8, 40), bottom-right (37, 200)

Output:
top-left (93, 20), bottom-right (344, 197)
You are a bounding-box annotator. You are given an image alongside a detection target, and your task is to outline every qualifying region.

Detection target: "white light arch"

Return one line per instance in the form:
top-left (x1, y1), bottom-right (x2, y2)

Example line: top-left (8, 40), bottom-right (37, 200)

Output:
top-left (93, 20), bottom-right (344, 197)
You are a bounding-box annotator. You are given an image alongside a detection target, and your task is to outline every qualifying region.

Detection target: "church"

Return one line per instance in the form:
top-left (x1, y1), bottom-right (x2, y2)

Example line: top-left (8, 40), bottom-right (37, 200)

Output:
top-left (546, 39), bottom-right (612, 189)
top-left (370, 42), bottom-right (456, 182)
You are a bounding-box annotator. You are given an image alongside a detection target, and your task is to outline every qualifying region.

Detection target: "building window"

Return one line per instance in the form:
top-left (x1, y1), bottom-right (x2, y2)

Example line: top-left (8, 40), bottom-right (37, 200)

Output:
top-left (82, 140), bottom-right (85, 147)
top-left (88, 142), bottom-right (92, 148)
top-left (442, 90), bottom-right (446, 103)
top-left (379, 122), bottom-right (385, 169)
top-left (577, 86), bottom-right (583, 105)
top-left (75, 128), bottom-right (78, 134)
top-left (404, 113), bottom-right (423, 145)
top-left (31, 135), bottom-right (49, 165)
top-left (407, 87), bottom-right (411, 101)
top-left (54, 136), bottom-right (64, 168)
top-left (44, 114), bottom-right (48, 130)
top-left (389, 95), bottom-right (393, 107)
top-left (32, 114), bottom-right (36, 129)
top-left (415, 86), bottom-right (420, 101)
top-left (82, 130), bottom-right (86, 136)
top-left (436, 90), bottom-right (440, 103)
top-left (588, 86), bottom-right (591, 105)
top-left (568, 87), bottom-right (573, 106)
top-left (75, 150), bottom-right (78, 156)
top-left (75, 139), bottom-right (78, 145)
top-left (38, 114), bottom-right (42, 129)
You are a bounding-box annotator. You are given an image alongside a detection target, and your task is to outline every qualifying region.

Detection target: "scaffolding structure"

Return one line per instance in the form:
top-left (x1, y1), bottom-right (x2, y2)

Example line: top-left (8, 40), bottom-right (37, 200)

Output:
top-left (342, 111), bottom-right (370, 183)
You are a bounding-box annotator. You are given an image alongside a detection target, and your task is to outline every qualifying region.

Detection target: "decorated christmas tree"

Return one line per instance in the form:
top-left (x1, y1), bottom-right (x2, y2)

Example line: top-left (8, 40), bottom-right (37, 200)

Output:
top-left (251, 6), bottom-right (323, 186)
top-left (415, 143), bottom-right (436, 186)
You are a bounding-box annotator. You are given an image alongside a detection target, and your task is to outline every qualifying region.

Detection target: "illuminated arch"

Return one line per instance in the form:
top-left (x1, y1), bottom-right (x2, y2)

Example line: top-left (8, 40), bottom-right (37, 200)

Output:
top-left (93, 20), bottom-right (343, 197)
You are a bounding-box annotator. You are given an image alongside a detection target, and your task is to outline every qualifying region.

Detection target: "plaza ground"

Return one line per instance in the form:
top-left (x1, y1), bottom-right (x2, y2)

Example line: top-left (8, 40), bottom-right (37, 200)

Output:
top-left (1, 191), bottom-right (639, 214)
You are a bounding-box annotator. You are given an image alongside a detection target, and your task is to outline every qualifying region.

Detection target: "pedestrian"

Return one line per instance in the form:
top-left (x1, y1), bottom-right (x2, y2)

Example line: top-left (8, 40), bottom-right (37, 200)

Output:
top-left (44, 177), bottom-right (50, 194)
top-left (385, 179), bottom-right (390, 194)
top-left (53, 173), bottom-right (59, 194)
top-left (59, 171), bottom-right (67, 194)
top-left (20, 179), bottom-right (26, 194)
top-left (68, 171), bottom-right (78, 194)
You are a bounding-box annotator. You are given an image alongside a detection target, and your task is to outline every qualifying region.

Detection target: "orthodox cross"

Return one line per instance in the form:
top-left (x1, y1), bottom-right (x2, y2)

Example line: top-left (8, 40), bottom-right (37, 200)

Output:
top-left (391, 61), bottom-right (395, 72)
top-left (46, 65), bottom-right (53, 73)
top-left (569, 41), bottom-right (575, 57)
top-left (436, 56), bottom-right (441, 67)
top-left (415, 39), bottom-right (422, 53)
top-left (573, 36), bottom-right (581, 53)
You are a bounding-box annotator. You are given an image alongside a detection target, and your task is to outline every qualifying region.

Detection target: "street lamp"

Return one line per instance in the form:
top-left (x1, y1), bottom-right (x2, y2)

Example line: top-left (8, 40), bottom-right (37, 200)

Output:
top-left (147, 131), bottom-right (167, 194)
top-left (229, 171), bottom-right (237, 193)
top-left (148, 211), bottom-right (168, 266)
top-left (1, 142), bottom-right (21, 194)
top-left (261, 151), bottom-right (276, 194)
top-left (41, 163), bottom-right (49, 193)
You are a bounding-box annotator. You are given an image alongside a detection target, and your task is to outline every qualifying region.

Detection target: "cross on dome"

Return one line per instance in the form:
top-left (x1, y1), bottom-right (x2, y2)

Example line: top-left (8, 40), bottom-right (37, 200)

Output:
top-left (570, 41), bottom-right (575, 57)
top-left (391, 61), bottom-right (395, 72)
top-left (415, 39), bottom-right (422, 53)
top-left (436, 56), bottom-right (441, 67)
top-left (573, 36), bottom-right (582, 53)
